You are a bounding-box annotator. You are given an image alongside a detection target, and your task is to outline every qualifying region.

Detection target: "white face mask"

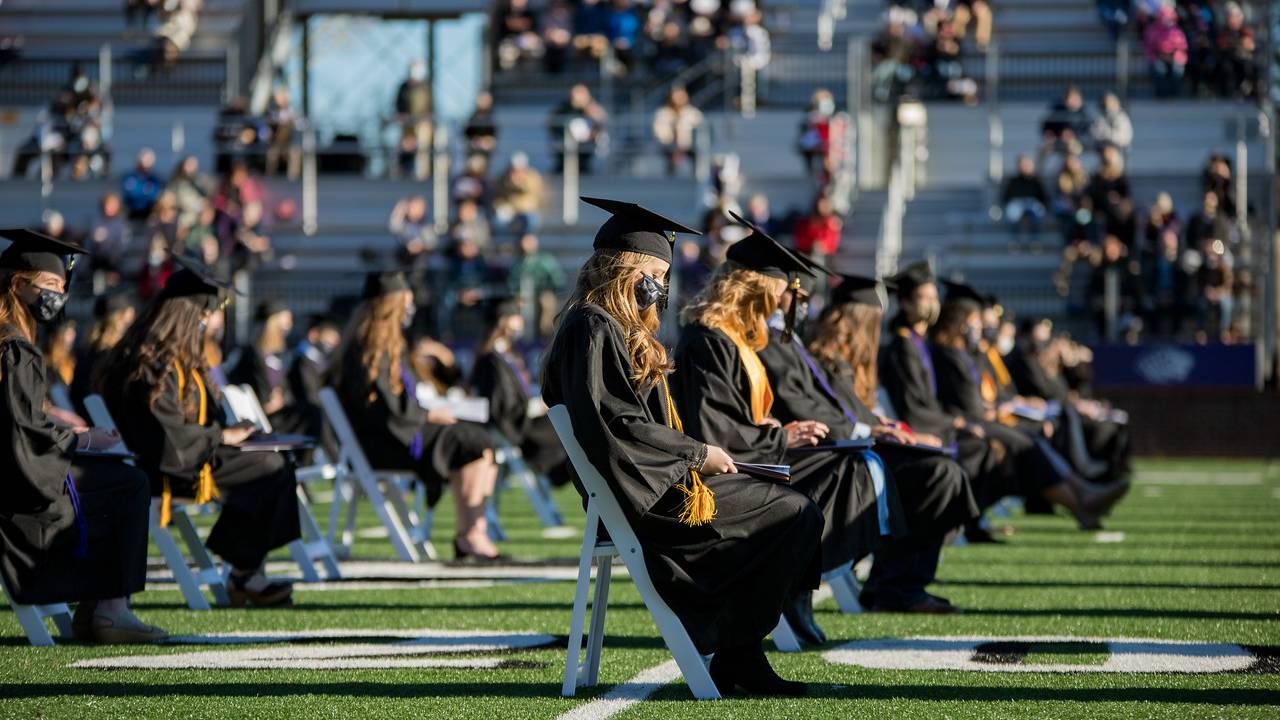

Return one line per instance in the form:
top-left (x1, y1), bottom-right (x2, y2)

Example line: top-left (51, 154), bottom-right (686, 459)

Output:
top-left (767, 308), bottom-right (787, 332)
top-left (997, 336), bottom-right (1016, 356)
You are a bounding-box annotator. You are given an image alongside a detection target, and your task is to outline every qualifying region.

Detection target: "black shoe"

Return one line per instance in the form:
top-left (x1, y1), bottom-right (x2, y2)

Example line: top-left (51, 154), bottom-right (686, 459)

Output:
top-left (964, 525), bottom-right (1004, 544)
top-left (736, 642), bottom-right (808, 697)
top-left (781, 590), bottom-right (826, 646)
top-left (452, 539), bottom-right (511, 565)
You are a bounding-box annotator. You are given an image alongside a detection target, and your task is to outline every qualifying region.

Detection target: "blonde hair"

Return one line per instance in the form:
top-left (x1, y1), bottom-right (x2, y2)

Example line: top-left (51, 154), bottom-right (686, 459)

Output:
top-left (809, 302), bottom-right (882, 409)
top-left (555, 250), bottom-right (670, 388)
top-left (335, 290), bottom-right (426, 402)
top-left (88, 308), bottom-right (132, 353)
top-left (255, 311), bottom-right (291, 355)
top-left (0, 271), bottom-right (39, 383)
top-left (680, 263), bottom-right (784, 351)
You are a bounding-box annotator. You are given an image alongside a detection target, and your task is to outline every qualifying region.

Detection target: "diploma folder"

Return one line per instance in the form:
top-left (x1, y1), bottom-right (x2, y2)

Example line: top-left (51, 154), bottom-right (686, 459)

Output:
top-left (875, 438), bottom-right (958, 457)
top-left (735, 463), bottom-right (792, 483)
top-left (239, 434), bottom-right (317, 452)
top-left (788, 437), bottom-right (875, 453)
top-left (76, 445), bottom-right (137, 460)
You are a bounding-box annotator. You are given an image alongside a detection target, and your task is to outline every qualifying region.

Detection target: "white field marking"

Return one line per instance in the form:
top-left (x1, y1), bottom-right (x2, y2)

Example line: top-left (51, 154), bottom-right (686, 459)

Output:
top-left (823, 636), bottom-right (1255, 674)
top-left (72, 629), bottom-right (557, 671)
top-left (1142, 487), bottom-right (1163, 498)
top-left (1094, 531), bottom-right (1126, 543)
top-left (357, 526), bottom-right (391, 539)
top-left (291, 579), bottom-right (527, 591)
top-left (1136, 471), bottom-right (1263, 486)
top-left (542, 526), bottom-right (581, 540)
top-left (309, 490), bottom-right (336, 503)
top-left (555, 660), bottom-right (682, 720)
top-left (1272, 487), bottom-right (1280, 500)
top-left (145, 559), bottom-right (613, 587)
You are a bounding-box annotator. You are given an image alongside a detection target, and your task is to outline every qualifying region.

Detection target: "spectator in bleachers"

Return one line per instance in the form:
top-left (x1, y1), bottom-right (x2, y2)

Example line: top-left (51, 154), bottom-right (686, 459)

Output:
top-left (728, 6), bottom-right (772, 80)
top-left (573, 0), bottom-right (611, 61)
top-left (1000, 155), bottom-right (1049, 248)
top-left (923, 17), bottom-right (978, 104)
top-left (1095, 0), bottom-right (1131, 40)
top-left (652, 86), bottom-right (705, 176)
top-left (796, 89), bottom-right (838, 185)
top-left (151, 0), bottom-right (201, 73)
top-left (1214, 1), bottom-right (1257, 99)
top-left (541, 0), bottom-right (575, 73)
top-left (229, 200), bottom-right (273, 273)
top-left (1091, 92), bottom-right (1133, 153)
top-left (792, 194), bottom-right (842, 263)
top-left (445, 233), bottom-right (490, 340)
top-left (143, 192), bottom-right (181, 256)
top-left (1143, 4), bottom-right (1188, 98)
top-left (494, 0), bottom-right (543, 71)
top-left (1142, 191), bottom-right (1180, 253)
top-left (605, 0), bottom-right (643, 74)
top-left (1201, 153), bottom-right (1237, 220)
top-left (744, 192), bottom-right (784, 239)
top-left (548, 83), bottom-right (608, 174)
top-left (507, 233), bottom-right (564, 340)
top-left (1197, 240), bottom-right (1234, 342)
top-left (651, 19), bottom-right (692, 76)
top-left (1052, 154), bottom-right (1091, 238)
top-left (41, 210), bottom-right (83, 250)
top-left (389, 195), bottom-right (438, 266)
top-left (265, 87), bottom-right (300, 179)
top-left (184, 205), bottom-right (220, 262)
top-left (464, 91), bottom-right (499, 161)
top-left (452, 155), bottom-right (492, 211)
top-left (492, 152), bottom-right (545, 236)
top-left (1186, 190), bottom-right (1232, 251)
top-left (213, 161), bottom-right (264, 218)
top-left (1039, 87), bottom-right (1091, 163)
top-left (1087, 234), bottom-right (1143, 340)
top-left (1141, 226), bottom-right (1193, 338)
top-left (870, 12), bottom-right (915, 104)
top-left (449, 199), bottom-right (492, 254)
top-left (951, 0), bottom-right (993, 51)
top-left (121, 148), bottom-right (164, 221)
top-left (126, 0), bottom-right (161, 29)
top-left (395, 60), bottom-right (434, 180)
top-left (167, 155), bottom-right (213, 231)
top-left (1086, 145), bottom-right (1131, 233)
top-left (88, 193), bottom-right (130, 287)
top-left (135, 233), bottom-right (173, 303)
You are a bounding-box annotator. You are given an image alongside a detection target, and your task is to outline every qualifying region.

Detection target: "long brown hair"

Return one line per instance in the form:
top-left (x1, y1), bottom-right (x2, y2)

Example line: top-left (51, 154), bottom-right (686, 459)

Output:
top-left (88, 308), bottom-right (133, 353)
top-left (255, 311), bottom-right (290, 355)
top-left (809, 301), bottom-right (882, 409)
top-left (331, 290), bottom-right (425, 402)
top-left (552, 250), bottom-right (670, 388)
top-left (96, 295), bottom-right (210, 414)
top-left (42, 319), bottom-right (76, 385)
top-left (680, 263), bottom-right (783, 352)
top-left (931, 298), bottom-right (980, 348)
top-left (0, 271), bottom-right (40, 382)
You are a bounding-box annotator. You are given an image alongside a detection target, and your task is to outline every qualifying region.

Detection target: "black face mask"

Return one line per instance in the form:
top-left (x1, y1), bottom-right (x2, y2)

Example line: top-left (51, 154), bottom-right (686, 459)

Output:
top-left (982, 325), bottom-right (999, 345)
top-left (636, 275), bottom-right (667, 312)
top-left (26, 288), bottom-right (68, 324)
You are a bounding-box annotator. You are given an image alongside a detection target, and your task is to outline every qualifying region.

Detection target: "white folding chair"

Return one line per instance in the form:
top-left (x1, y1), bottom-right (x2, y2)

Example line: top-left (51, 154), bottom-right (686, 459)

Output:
top-left (769, 560), bottom-right (864, 652)
top-left (491, 430), bottom-right (565, 530)
top-left (220, 385), bottom-right (342, 581)
top-left (0, 574), bottom-right (73, 646)
top-left (83, 394), bottom-right (231, 610)
top-left (547, 405), bottom-right (720, 700)
top-left (319, 388), bottom-right (433, 562)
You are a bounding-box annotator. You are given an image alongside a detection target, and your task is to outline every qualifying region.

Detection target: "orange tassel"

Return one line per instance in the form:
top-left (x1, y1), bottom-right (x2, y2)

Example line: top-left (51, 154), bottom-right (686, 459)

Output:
top-left (662, 377), bottom-right (716, 526)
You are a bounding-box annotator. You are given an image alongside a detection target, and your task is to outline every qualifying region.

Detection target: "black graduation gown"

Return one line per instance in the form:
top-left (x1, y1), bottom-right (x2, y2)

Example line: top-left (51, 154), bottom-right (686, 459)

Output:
top-left (285, 344), bottom-right (334, 456)
top-left (0, 336), bottom-right (150, 604)
top-left (333, 351), bottom-right (490, 506)
top-left (104, 366), bottom-right (300, 570)
top-left (227, 347), bottom-right (314, 436)
top-left (879, 320), bottom-right (1008, 510)
top-left (794, 351), bottom-right (981, 543)
top-left (470, 349), bottom-right (569, 486)
top-left (933, 344), bottom-right (1061, 498)
top-left (68, 344), bottom-right (103, 416)
top-left (542, 305), bottom-right (822, 655)
top-left (673, 322), bottom-right (885, 572)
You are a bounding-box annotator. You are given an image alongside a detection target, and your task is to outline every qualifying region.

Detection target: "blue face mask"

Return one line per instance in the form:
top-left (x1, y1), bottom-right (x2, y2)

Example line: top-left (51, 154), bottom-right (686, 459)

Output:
top-left (636, 275), bottom-right (667, 312)
top-left (27, 287), bottom-right (68, 324)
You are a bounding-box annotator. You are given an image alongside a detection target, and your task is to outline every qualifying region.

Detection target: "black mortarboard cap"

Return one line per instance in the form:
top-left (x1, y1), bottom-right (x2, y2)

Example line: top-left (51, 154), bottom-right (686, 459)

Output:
top-left (160, 254), bottom-right (239, 309)
top-left (582, 196), bottom-right (700, 264)
top-left (889, 260), bottom-right (934, 297)
top-left (255, 299), bottom-right (289, 321)
top-left (486, 296), bottom-right (523, 326)
top-left (832, 274), bottom-right (895, 310)
top-left (940, 279), bottom-right (985, 305)
top-left (723, 211), bottom-right (812, 281)
top-left (0, 228), bottom-right (86, 279)
top-left (361, 269), bottom-right (412, 300)
top-left (92, 291), bottom-right (134, 319)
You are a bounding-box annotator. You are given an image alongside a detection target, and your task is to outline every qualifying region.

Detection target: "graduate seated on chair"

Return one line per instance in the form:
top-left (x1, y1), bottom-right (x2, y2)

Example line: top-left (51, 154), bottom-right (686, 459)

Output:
top-left (542, 197), bottom-right (823, 697)
top-left (763, 269), bottom-right (981, 614)
top-left (672, 216), bottom-right (908, 644)
top-left (470, 298), bottom-right (571, 487)
top-left (328, 270), bottom-right (503, 563)
top-left (286, 312), bottom-right (341, 456)
top-left (0, 229), bottom-right (163, 643)
top-left (228, 300), bottom-right (315, 438)
top-left (97, 255), bottom-right (302, 608)
top-left (69, 292), bottom-right (136, 416)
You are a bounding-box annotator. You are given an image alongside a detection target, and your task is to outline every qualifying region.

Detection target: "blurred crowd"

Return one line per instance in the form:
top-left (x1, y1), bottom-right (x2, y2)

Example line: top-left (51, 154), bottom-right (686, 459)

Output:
top-left (11, 66), bottom-right (111, 181)
top-left (871, 1), bottom-right (988, 104)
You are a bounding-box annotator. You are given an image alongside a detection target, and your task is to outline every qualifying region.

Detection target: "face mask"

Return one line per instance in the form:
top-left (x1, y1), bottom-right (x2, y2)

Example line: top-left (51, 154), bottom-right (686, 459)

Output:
top-left (1032, 337), bottom-right (1051, 353)
top-left (26, 287), bottom-right (67, 324)
top-left (635, 275), bottom-right (667, 312)
top-left (149, 251), bottom-right (165, 265)
top-left (315, 340), bottom-right (337, 356)
top-left (997, 336), bottom-right (1015, 356)
top-left (982, 325), bottom-right (999, 345)
top-left (964, 326), bottom-right (982, 352)
top-left (402, 305), bottom-right (416, 330)
top-left (818, 99), bottom-right (835, 115)
top-left (766, 308), bottom-right (786, 332)
top-left (508, 326), bottom-right (525, 343)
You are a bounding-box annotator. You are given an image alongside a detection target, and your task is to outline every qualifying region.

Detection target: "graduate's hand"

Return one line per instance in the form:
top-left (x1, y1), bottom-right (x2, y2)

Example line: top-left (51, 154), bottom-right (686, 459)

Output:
top-left (914, 432), bottom-right (944, 448)
top-left (263, 387), bottom-right (286, 415)
top-left (784, 420), bottom-right (829, 448)
top-left (757, 417), bottom-right (782, 428)
top-left (964, 423), bottom-right (987, 439)
top-left (48, 405), bottom-right (89, 432)
top-left (699, 445), bottom-right (737, 476)
top-left (221, 422), bottom-right (257, 447)
top-left (427, 408), bottom-right (458, 425)
top-left (873, 425), bottom-right (915, 445)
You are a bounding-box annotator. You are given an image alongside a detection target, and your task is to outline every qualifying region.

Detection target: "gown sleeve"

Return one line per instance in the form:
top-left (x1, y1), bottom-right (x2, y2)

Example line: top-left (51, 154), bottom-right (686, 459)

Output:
top-left (933, 347), bottom-right (986, 421)
top-left (1, 340), bottom-right (75, 503)
top-left (759, 341), bottom-right (853, 435)
top-left (543, 309), bottom-right (705, 518)
top-left (880, 334), bottom-right (956, 436)
top-left (471, 353), bottom-right (525, 444)
top-left (673, 325), bottom-right (787, 465)
top-left (150, 370), bottom-right (223, 478)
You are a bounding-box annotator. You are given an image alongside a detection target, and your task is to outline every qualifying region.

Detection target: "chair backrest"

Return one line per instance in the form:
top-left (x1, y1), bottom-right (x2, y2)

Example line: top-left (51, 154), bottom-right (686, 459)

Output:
top-left (318, 387), bottom-right (376, 479)
top-left (546, 405), bottom-right (643, 555)
top-left (49, 383), bottom-right (74, 412)
top-left (221, 384), bottom-right (273, 433)
top-left (82, 394), bottom-right (136, 460)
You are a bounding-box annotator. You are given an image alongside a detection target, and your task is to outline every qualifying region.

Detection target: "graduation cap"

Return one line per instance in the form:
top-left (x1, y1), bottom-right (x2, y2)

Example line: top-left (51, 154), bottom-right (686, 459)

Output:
top-left (361, 269), bottom-right (412, 300)
top-left (831, 274), bottom-right (895, 310)
top-left (0, 228), bottom-right (86, 280)
top-left (486, 296), bottom-right (523, 326)
top-left (888, 260), bottom-right (934, 297)
top-left (158, 254), bottom-right (240, 309)
top-left (92, 291), bottom-right (134, 319)
top-left (723, 211), bottom-right (812, 282)
top-left (255, 299), bottom-right (289, 322)
top-left (940, 279), bottom-right (985, 305)
top-left (582, 196), bottom-right (701, 264)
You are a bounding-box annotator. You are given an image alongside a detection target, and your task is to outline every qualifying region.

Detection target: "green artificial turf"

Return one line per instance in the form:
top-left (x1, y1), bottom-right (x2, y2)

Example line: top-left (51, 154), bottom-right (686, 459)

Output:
top-left (1, 457), bottom-right (1279, 719)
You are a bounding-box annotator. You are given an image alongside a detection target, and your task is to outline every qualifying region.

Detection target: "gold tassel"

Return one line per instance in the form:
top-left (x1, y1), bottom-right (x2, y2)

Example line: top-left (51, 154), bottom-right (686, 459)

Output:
top-left (166, 361), bottom-right (220, 522)
top-left (662, 377), bottom-right (716, 526)
top-left (160, 477), bottom-right (173, 528)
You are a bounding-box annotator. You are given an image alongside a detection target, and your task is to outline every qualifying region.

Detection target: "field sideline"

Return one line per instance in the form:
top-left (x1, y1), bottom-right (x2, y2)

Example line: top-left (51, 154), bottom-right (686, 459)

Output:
top-left (2, 457), bottom-right (1279, 719)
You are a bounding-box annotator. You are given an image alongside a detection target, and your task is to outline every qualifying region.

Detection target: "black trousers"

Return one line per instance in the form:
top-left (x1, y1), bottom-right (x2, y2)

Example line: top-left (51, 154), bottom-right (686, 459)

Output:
top-left (861, 534), bottom-right (946, 609)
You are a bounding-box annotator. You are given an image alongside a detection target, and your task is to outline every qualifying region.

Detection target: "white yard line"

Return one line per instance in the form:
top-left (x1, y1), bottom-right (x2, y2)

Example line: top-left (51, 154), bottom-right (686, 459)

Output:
top-left (555, 660), bottom-right (683, 720)
top-left (1136, 471), bottom-right (1262, 486)
top-left (1094, 531), bottom-right (1126, 543)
